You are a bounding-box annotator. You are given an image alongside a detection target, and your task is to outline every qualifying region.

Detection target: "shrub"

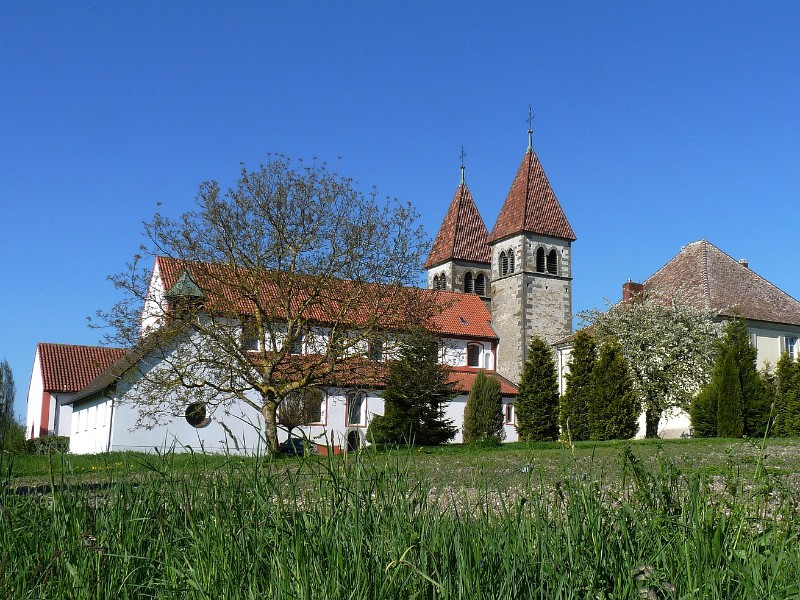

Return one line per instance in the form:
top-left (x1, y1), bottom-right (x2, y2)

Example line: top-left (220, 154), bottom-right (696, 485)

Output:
top-left (462, 371), bottom-right (504, 444)
top-left (691, 319), bottom-right (770, 438)
top-left (559, 330), bottom-right (595, 441)
top-left (516, 336), bottom-right (560, 442)
top-left (774, 352), bottom-right (800, 436)
top-left (590, 338), bottom-right (639, 440)
top-left (0, 422), bottom-right (28, 454)
top-left (27, 435), bottom-right (70, 455)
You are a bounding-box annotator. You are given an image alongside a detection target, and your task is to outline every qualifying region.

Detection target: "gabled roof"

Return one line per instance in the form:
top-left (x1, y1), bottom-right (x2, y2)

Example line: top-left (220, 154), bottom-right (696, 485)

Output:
top-left (154, 256), bottom-right (497, 339)
top-left (488, 148), bottom-right (576, 243)
top-left (644, 240), bottom-right (800, 326)
top-left (448, 367), bottom-right (518, 396)
top-left (37, 343), bottom-right (126, 393)
top-left (423, 183), bottom-right (491, 269)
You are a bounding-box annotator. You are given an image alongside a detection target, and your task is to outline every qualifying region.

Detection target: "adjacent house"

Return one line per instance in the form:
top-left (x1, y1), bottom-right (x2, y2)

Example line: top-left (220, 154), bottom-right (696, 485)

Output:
top-left (556, 239), bottom-right (800, 438)
top-left (25, 343), bottom-right (126, 439)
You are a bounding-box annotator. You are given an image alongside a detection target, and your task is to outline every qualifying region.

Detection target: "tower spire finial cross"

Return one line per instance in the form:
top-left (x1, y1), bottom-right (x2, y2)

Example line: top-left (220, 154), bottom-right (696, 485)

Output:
top-left (527, 104), bottom-right (534, 150)
top-left (459, 145), bottom-right (467, 184)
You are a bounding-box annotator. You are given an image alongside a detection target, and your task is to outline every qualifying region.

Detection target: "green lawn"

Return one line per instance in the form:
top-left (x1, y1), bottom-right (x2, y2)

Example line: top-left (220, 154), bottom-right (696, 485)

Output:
top-left (2, 438), bottom-right (800, 598)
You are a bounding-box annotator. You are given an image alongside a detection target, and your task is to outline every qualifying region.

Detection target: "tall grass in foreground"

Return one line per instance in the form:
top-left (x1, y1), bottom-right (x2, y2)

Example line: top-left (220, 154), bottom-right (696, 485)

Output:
top-left (1, 447), bottom-right (799, 599)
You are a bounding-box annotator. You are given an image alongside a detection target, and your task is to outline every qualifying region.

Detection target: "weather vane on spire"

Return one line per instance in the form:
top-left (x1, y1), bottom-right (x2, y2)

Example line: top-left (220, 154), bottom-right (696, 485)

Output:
top-left (527, 104), bottom-right (534, 150)
top-left (459, 145), bottom-right (467, 184)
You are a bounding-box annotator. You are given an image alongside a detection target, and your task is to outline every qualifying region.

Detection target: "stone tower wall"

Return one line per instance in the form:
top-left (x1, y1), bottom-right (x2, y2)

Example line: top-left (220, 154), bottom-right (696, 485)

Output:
top-left (427, 261), bottom-right (491, 297)
top-left (490, 233), bottom-right (572, 383)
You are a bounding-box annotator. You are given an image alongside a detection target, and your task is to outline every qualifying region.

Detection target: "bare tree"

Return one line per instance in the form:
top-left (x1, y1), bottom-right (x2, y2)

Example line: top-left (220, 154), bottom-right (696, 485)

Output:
top-left (96, 155), bottom-right (435, 455)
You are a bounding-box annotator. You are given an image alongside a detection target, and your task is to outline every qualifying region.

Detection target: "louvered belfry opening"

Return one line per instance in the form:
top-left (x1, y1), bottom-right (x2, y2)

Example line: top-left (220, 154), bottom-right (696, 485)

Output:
top-left (475, 273), bottom-right (486, 296)
top-left (464, 272), bottom-right (474, 293)
top-left (536, 247), bottom-right (545, 272)
top-left (547, 249), bottom-right (557, 274)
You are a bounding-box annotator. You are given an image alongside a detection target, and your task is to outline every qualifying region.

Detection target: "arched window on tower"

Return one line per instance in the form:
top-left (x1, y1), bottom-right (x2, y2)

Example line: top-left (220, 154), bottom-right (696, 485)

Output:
top-left (464, 272), bottom-right (474, 293)
top-left (536, 247), bottom-right (545, 273)
top-left (547, 249), bottom-right (558, 274)
top-left (475, 273), bottom-right (486, 296)
top-left (508, 249), bottom-right (515, 273)
top-left (500, 252), bottom-right (508, 276)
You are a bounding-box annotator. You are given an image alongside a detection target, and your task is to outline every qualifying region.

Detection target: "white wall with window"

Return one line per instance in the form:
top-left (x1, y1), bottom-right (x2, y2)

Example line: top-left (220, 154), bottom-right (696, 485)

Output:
top-left (440, 338), bottom-right (495, 370)
top-left (747, 322), bottom-right (800, 369)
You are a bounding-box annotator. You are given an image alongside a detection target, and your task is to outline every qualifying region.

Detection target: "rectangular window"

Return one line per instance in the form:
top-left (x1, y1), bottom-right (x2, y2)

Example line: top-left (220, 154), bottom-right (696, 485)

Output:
top-left (346, 391), bottom-right (367, 426)
top-left (785, 336), bottom-right (798, 361)
top-left (368, 338), bottom-right (384, 362)
top-left (291, 331), bottom-right (305, 355)
top-left (241, 317), bottom-right (259, 351)
top-left (310, 395), bottom-right (326, 425)
top-left (504, 403), bottom-right (515, 425)
top-left (467, 343), bottom-right (482, 367)
top-left (749, 332), bottom-right (758, 349)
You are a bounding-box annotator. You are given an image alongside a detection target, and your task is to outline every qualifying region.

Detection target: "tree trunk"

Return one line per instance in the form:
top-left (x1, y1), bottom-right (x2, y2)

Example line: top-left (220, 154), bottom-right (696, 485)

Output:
top-left (261, 397), bottom-right (281, 456)
top-left (645, 407), bottom-right (661, 438)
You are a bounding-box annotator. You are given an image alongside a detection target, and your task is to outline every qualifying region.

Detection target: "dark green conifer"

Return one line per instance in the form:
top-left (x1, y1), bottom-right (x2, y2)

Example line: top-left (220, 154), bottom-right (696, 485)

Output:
top-left (689, 382), bottom-right (718, 437)
top-left (516, 336), bottom-right (560, 442)
top-left (462, 371), bottom-right (505, 444)
top-left (367, 329), bottom-right (457, 445)
top-left (774, 352), bottom-right (800, 436)
top-left (692, 319), bottom-right (769, 438)
top-left (725, 319), bottom-right (771, 436)
top-left (715, 348), bottom-right (744, 437)
top-left (559, 331), bottom-right (595, 441)
top-left (589, 338), bottom-right (639, 440)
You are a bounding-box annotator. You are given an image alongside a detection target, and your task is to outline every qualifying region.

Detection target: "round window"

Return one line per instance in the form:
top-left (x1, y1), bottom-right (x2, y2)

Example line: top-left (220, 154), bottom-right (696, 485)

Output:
top-left (185, 402), bottom-right (210, 428)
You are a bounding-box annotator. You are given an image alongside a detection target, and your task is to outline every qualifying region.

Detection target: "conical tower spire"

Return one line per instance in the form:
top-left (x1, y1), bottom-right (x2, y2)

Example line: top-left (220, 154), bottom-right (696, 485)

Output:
top-left (423, 155), bottom-right (491, 269)
top-left (488, 142), bottom-right (576, 243)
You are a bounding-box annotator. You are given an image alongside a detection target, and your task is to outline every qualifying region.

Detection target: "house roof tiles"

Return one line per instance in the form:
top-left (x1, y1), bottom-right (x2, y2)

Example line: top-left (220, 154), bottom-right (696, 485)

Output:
top-left (488, 148), bottom-right (576, 243)
top-left (37, 343), bottom-right (126, 393)
top-left (644, 240), bottom-right (800, 326)
top-left (423, 183), bottom-right (491, 269)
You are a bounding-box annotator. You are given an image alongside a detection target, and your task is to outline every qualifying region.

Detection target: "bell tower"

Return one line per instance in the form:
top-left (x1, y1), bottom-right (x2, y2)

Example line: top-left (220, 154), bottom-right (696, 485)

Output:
top-left (488, 121), bottom-right (576, 383)
top-left (423, 154), bottom-right (491, 300)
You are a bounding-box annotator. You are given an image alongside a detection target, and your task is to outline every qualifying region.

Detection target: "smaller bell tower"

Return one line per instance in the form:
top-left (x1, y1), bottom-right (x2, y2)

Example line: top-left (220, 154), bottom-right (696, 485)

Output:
top-left (423, 153), bottom-right (491, 300)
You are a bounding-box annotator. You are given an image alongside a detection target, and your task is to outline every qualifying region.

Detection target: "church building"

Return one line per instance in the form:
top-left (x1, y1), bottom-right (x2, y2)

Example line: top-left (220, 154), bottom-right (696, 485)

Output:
top-left (27, 131), bottom-right (577, 454)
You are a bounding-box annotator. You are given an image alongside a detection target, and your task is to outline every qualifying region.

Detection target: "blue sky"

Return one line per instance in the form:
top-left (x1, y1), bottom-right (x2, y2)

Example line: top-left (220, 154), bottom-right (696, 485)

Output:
top-left (2, 1), bottom-right (799, 421)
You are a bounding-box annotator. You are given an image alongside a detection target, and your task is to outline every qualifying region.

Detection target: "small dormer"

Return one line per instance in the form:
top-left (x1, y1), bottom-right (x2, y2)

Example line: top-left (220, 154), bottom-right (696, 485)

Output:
top-left (165, 270), bottom-right (205, 320)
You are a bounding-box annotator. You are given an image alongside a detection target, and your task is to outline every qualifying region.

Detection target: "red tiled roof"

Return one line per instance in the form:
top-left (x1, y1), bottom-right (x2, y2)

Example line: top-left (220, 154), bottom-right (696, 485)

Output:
top-left (428, 290), bottom-right (496, 339)
top-left (448, 368), bottom-right (518, 396)
top-left (38, 343), bottom-right (126, 393)
top-left (488, 148), bottom-right (576, 243)
top-left (644, 240), bottom-right (800, 326)
top-left (154, 257), bottom-right (497, 339)
top-left (423, 183), bottom-right (491, 269)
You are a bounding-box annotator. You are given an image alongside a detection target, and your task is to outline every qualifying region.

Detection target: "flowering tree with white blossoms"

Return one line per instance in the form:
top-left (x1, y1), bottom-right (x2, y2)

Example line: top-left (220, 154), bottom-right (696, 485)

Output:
top-left (579, 293), bottom-right (722, 438)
